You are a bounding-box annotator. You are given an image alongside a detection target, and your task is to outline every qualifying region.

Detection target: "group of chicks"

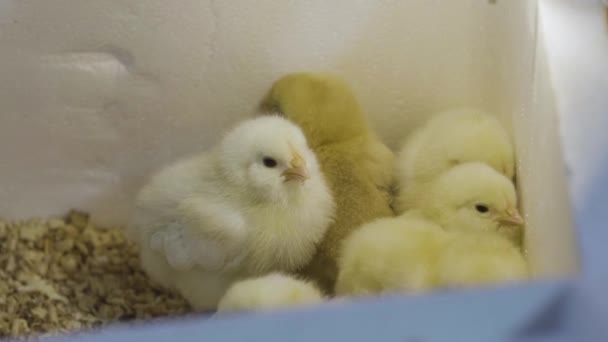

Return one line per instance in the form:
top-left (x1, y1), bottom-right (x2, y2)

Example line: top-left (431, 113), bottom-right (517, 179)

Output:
top-left (128, 72), bottom-right (528, 315)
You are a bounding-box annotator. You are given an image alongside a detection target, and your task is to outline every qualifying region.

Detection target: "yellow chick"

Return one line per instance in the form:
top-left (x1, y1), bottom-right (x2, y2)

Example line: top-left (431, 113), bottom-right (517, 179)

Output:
top-left (216, 273), bottom-right (325, 314)
top-left (335, 217), bottom-right (527, 296)
top-left (395, 108), bottom-right (515, 213)
top-left (335, 162), bottom-right (527, 296)
top-left (335, 215), bottom-right (448, 296)
top-left (259, 72), bottom-right (395, 294)
top-left (436, 231), bottom-right (528, 288)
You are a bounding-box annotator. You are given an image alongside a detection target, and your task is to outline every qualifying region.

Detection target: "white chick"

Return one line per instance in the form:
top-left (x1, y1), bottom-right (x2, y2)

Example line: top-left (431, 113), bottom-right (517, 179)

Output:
top-left (129, 115), bottom-right (334, 311)
top-left (216, 273), bottom-right (325, 313)
top-left (395, 108), bottom-right (515, 213)
top-left (335, 162), bottom-right (527, 296)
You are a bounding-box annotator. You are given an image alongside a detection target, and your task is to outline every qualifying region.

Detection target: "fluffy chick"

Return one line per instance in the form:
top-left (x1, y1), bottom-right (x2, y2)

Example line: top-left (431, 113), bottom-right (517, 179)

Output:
top-left (335, 162), bottom-right (527, 296)
top-left (395, 108), bottom-right (515, 213)
top-left (335, 215), bottom-right (447, 296)
top-left (436, 231), bottom-right (528, 287)
top-left (335, 216), bottom-right (527, 296)
top-left (259, 72), bottom-right (395, 294)
top-left (216, 273), bottom-right (325, 313)
top-left (129, 115), bottom-right (334, 311)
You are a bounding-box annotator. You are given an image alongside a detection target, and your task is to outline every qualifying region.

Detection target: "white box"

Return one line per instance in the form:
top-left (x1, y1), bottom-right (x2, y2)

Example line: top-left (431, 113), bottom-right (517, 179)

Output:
top-left (0, 0), bottom-right (587, 339)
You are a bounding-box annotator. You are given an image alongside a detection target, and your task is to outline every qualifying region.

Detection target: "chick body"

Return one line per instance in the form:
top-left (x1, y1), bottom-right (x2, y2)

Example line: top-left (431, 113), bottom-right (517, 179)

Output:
top-left (335, 214), bottom-right (447, 296)
top-left (336, 213), bottom-right (528, 296)
top-left (396, 108), bottom-right (514, 213)
top-left (260, 72), bottom-right (395, 294)
top-left (336, 163), bottom-right (528, 296)
top-left (216, 273), bottom-right (324, 313)
top-left (437, 231), bottom-right (528, 287)
top-left (130, 116), bottom-right (334, 311)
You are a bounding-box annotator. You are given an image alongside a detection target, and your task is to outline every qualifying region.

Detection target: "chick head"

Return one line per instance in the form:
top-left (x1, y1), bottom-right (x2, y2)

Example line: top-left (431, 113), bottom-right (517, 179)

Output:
top-left (421, 162), bottom-right (524, 243)
top-left (259, 72), bottom-right (368, 147)
top-left (218, 115), bottom-right (320, 204)
top-left (411, 109), bottom-right (515, 182)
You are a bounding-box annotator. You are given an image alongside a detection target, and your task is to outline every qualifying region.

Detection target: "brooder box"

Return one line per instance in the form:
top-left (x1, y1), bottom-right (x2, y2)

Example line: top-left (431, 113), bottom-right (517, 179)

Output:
top-left (0, 0), bottom-right (586, 341)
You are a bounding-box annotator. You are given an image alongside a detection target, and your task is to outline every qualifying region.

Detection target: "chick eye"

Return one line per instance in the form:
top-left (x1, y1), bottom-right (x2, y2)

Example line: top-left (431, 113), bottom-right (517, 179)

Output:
top-left (475, 204), bottom-right (489, 213)
top-left (262, 157), bottom-right (277, 168)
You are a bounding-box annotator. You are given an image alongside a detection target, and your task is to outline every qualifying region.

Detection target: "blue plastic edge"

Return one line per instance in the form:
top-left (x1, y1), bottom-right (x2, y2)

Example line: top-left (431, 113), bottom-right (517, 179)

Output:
top-left (44, 278), bottom-right (575, 342)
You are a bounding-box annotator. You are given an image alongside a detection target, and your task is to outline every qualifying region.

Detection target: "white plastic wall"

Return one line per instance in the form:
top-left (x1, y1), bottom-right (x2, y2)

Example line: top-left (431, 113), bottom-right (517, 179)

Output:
top-left (0, 1), bottom-right (578, 277)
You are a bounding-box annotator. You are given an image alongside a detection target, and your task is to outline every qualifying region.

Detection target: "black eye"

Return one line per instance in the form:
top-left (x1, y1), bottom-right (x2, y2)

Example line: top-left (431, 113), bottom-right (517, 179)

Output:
top-left (475, 204), bottom-right (489, 213)
top-left (262, 157), bottom-right (277, 168)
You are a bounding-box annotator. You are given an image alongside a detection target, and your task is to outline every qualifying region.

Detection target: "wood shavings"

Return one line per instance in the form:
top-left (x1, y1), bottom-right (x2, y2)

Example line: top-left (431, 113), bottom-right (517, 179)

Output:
top-left (18, 224), bottom-right (47, 242)
top-left (0, 210), bottom-right (192, 339)
top-left (15, 274), bottom-right (68, 303)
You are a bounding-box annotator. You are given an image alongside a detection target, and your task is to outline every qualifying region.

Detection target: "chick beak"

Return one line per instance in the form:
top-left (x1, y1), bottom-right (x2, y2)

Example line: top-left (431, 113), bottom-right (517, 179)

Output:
top-left (499, 208), bottom-right (525, 226)
top-left (282, 153), bottom-right (309, 183)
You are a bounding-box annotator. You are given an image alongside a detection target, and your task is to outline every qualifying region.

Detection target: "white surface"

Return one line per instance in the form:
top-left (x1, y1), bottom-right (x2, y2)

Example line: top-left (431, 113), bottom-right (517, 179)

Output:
top-left (538, 0), bottom-right (608, 275)
top-left (517, 30), bottom-right (579, 277)
top-left (0, 1), bottom-right (579, 277)
top-left (539, 0), bottom-right (608, 206)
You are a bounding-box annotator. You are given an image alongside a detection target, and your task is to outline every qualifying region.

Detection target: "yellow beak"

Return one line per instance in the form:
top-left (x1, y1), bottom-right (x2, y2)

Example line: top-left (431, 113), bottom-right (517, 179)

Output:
top-left (499, 208), bottom-right (525, 226)
top-left (282, 151), bottom-right (309, 182)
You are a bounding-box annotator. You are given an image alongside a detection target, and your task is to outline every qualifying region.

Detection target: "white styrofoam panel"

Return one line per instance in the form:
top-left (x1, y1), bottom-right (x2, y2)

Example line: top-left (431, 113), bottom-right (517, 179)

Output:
top-left (518, 31), bottom-right (579, 278)
top-left (538, 0), bottom-right (608, 277)
top-left (539, 0), bottom-right (608, 206)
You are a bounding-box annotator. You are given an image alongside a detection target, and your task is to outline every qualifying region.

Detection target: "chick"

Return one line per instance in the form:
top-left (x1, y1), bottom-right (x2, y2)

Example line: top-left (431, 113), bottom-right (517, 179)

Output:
top-left (395, 108), bottom-right (515, 213)
top-left (216, 273), bottom-right (325, 313)
top-left (129, 115), bottom-right (334, 311)
top-left (335, 215), bottom-right (448, 296)
top-left (436, 231), bottom-right (528, 287)
top-left (335, 217), bottom-right (527, 296)
top-left (259, 72), bottom-right (395, 294)
top-left (335, 162), bottom-right (527, 296)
